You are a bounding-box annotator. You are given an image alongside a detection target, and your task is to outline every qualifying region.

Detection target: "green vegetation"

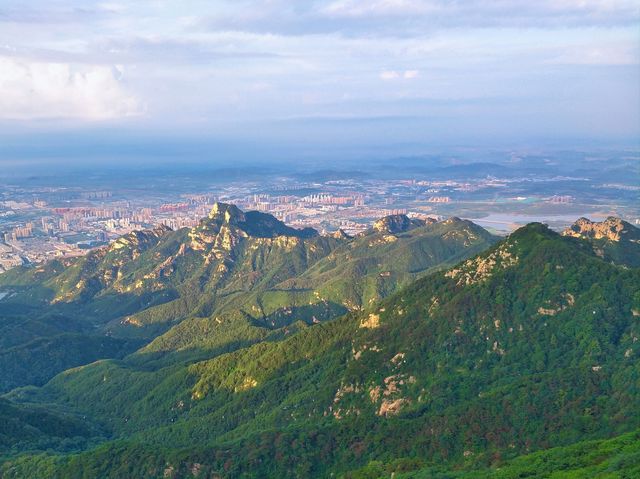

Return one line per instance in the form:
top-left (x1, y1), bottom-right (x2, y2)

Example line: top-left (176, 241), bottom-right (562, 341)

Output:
top-left (0, 334), bottom-right (142, 392)
top-left (0, 398), bottom-right (102, 453)
top-left (562, 216), bottom-right (640, 267)
top-left (0, 204), bottom-right (496, 390)
top-left (344, 429), bottom-right (640, 478)
top-left (0, 221), bottom-right (638, 477)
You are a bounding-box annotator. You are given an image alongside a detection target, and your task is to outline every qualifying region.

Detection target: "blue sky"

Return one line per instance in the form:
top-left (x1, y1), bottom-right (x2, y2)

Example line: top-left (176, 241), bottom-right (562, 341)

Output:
top-left (0, 1), bottom-right (639, 160)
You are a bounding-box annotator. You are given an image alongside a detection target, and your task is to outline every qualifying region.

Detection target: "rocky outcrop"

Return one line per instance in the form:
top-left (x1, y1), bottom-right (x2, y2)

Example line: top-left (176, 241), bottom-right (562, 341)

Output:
top-left (331, 229), bottom-right (352, 240)
top-left (368, 374), bottom-right (416, 417)
top-left (561, 217), bottom-right (640, 267)
top-left (189, 202), bottom-right (317, 253)
top-left (372, 214), bottom-right (426, 234)
top-left (562, 217), bottom-right (638, 242)
top-left (109, 224), bottom-right (172, 254)
top-left (204, 202), bottom-right (318, 239)
top-left (445, 243), bottom-right (519, 286)
top-left (360, 313), bottom-right (380, 329)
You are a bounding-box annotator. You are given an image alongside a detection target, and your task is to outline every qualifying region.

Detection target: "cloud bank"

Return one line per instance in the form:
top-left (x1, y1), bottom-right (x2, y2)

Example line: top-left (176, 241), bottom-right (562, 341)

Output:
top-left (0, 58), bottom-right (140, 120)
top-left (0, 0), bottom-right (637, 144)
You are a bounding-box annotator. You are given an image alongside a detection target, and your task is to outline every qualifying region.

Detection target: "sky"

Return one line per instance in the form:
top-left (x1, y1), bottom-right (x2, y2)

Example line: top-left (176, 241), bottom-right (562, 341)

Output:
top-left (0, 1), bottom-right (639, 163)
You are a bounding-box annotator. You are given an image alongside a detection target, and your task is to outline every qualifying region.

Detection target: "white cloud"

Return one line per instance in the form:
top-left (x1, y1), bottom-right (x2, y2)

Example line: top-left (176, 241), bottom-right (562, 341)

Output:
top-left (0, 1), bottom-right (637, 140)
top-left (380, 70), bottom-right (400, 80)
top-left (0, 57), bottom-right (141, 120)
top-left (322, 0), bottom-right (640, 28)
top-left (323, 0), bottom-right (436, 17)
top-left (380, 69), bottom-right (420, 80)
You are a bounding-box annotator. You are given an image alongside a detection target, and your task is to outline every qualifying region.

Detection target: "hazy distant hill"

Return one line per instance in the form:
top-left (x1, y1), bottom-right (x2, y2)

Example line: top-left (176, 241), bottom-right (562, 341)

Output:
top-left (2, 221), bottom-right (638, 478)
top-left (0, 203), bottom-right (496, 391)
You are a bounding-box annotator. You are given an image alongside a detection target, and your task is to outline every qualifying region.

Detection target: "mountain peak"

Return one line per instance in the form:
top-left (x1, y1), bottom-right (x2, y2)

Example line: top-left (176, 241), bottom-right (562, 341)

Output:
top-left (562, 216), bottom-right (637, 242)
top-left (200, 203), bottom-right (317, 239)
top-left (506, 221), bottom-right (558, 243)
top-left (331, 228), bottom-right (352, 240)
top-left (207, 202), bottom-right (245, 223)
top-left (372, 214), bottom-right (426, 234)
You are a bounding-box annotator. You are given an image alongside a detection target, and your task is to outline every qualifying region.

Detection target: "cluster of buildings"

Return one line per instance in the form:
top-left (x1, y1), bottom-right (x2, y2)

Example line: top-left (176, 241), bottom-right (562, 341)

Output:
top-left (3, 223), bottom-right (33, 242)
top-left (0, 183), bottom-right (408, 268)
top-left (0, 190), bottom-right (228, 270)
top-left (0, 172), bottom-right (616, 272)
top-left (0, 180), bottom-right (470, 272)
top-left (548, 195), bottom-right (573, 204)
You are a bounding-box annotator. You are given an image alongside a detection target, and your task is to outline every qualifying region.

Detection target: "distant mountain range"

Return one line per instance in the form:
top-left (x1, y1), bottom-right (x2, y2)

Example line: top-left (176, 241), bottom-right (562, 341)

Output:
top-left (0, 208), bottom-right (638, 478)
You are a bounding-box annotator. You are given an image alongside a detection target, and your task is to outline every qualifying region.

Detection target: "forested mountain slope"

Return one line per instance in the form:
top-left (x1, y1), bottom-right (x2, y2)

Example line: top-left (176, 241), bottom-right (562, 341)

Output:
top-left (2, 222), bottom-right (638, 478)
top-left (0, 203), bottom-right (496, 391)
top-left (344, 428), bottom-right (640, 478)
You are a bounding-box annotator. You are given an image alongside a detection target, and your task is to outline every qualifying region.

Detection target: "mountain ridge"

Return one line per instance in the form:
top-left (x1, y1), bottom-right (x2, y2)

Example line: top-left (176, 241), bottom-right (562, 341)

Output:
top-left (1, 220), bottom-right (638, 477)
top-left (561, 216), bottom-right (640, 267)
top-left (0, 204), bottom-right (497, 391)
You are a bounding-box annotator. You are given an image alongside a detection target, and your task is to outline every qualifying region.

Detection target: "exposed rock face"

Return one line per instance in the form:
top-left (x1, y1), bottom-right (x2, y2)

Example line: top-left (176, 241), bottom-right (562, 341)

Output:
top-left (202, 202), bottom-right (318, 239)
top-left (53, 224), bottom-right (173, 302)
top-left (207, 202), bottom-right (245, 223)
top-left (234, 376), bottom-right (258, 392)
top-left (331, 229), bottom-right (352, 240)
top-left (445, 243), bottom-right (519, 286)
top-left (560, 217), bottom-right (640, 267)
top-left (562, 217), bottom-right (637, 242)
top-left (190, 202), bottom-right (318, 253)
top-left (441, 217), bottom-right (464, 226)
top-left (537, 293), bottom-right (575, 316)
top-left (109, 224), bottom-right (172, 253)
top-left (378, 397), bottom-right (410, 417)
top-left (368, 374), bottom-right (416, 417)
top-left (360, 313), bottom-right (380, 329)
top-left (372, 214), bottom-right (426, 234)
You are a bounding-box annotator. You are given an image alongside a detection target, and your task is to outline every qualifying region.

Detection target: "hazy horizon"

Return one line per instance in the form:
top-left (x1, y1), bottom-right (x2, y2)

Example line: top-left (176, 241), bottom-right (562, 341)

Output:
top-left (1, 0), bottom-right (639, 165)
